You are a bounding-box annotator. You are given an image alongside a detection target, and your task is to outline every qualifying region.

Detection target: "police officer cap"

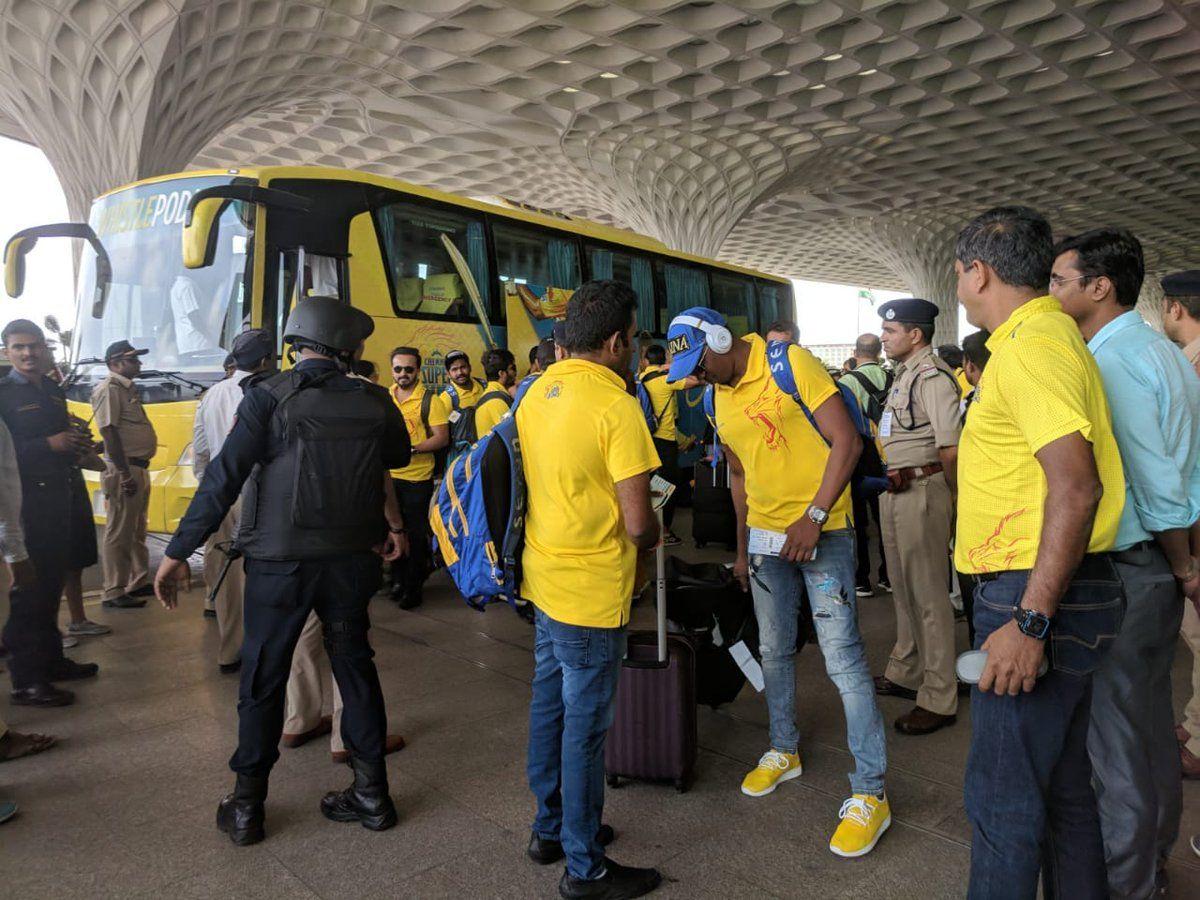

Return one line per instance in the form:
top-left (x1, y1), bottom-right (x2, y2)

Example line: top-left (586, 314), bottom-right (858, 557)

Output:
top-left (283, 296), bottom-right (374, 353)
top-left (230, 328), bottom-right (273, 368)
top-left (1161, 271), bottom-right (1200, 297)
top-left (878, 298), bottom-right (939, 326)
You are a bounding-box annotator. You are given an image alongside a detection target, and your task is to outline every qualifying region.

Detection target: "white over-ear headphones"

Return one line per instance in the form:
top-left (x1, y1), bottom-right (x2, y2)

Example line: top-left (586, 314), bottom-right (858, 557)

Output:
top-left (674, 315), bottom-right (733, 354)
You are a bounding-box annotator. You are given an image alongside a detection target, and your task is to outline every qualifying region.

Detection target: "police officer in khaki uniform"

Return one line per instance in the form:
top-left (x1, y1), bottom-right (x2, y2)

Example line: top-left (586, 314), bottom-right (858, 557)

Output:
top-left (92, 340), bottom-right (158, 609)
top-left (872, 298), bottom-right (963, 735)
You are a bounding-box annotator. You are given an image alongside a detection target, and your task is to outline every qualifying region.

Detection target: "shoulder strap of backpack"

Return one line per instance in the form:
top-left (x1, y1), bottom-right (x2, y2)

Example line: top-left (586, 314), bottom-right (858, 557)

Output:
top-left (419, 388), bottom-right (433, 431)
top-left (479, 389), bottom-right (513, 409)
top-left (765, 340), bottom-right (827, 443)
top-left (640, 369), bottom-right (667, 385)
top-left (844, 367), bottom-right (884, 401)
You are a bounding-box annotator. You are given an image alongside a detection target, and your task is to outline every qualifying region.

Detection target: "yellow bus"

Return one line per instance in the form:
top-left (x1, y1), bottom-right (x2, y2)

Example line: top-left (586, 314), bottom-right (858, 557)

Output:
top-left (5, 166), bottom-right (793, 532)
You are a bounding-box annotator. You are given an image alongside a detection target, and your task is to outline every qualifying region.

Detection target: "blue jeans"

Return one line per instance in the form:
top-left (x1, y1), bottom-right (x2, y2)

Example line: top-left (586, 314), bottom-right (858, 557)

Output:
top-left (527, 609), bottom-right (627, 881)
top-left (748, 529), bottom-right (887, 796)
top-left (965, 559), bottom-right (1125, 900)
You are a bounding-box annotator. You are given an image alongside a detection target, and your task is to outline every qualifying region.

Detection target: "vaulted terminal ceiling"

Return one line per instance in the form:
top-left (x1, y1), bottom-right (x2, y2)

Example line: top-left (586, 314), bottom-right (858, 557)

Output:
top-left (1, 1), bottom-right (1198, 338)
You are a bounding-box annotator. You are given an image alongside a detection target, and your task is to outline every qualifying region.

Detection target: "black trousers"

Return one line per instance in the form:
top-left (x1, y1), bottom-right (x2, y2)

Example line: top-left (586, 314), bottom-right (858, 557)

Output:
top-left (230, 553), bottom-right (387, 777)
top-left (652, 437), bottom-right (681, 531)
top-left (3, 478), bottom-right (68, 689)
top-left (851, 484), bottom-right (888, 588)
top-left (390, 477), bottom-right (433, 599)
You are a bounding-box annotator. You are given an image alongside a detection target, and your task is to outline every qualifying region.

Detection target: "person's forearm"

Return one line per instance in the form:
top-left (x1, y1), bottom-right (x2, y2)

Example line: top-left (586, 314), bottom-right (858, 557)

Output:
top-left (730, 463), bottom-right (750, 557)
top-left (939, 445), bottom-right (958, 500)
top-left (412, 436), bottom-right (442, 453)
top-left (100, 426), bottom-right (129, 471)
top-left (1154, 527), bottom-right (1194, 579)
top-left (812, 434), bottom-right (860, 512)
top-left (383, 473), bottom-right (404, 531)
top-left (1021, 480), bottom-right (1101, 617)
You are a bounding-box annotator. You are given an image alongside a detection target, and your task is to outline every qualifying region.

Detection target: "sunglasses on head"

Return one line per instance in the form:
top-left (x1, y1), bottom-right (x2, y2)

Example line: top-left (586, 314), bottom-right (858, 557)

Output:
top-left (393, 365), bottom-right (417, 374)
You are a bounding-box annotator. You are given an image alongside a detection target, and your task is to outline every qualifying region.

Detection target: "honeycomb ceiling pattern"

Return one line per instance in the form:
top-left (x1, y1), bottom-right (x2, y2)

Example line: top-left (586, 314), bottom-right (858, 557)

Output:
top-left (1, 0), bottom-right (1199, 339)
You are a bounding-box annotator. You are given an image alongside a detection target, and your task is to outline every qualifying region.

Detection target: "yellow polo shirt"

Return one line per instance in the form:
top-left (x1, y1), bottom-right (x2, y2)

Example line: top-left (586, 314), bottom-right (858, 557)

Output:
top-left (640, 365), bottom-right (686, 442)
top-left (714, 334), bottom-right (853, 532)
top-left (955, 296), bottom-right (1124, 574)
top-left (518, 359), bottom-right (661, 627)
top-left (389, 382), bottom-right (449, 482)
top-left (955, 368), bottom-right (971, 400)
top-left (473, 381), bottom-right (512, 439)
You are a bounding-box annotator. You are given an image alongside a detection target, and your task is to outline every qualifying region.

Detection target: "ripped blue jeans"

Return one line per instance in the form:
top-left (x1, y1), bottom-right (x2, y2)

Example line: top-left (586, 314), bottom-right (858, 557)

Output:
top-left (749, 528), bottom-right (887, 796)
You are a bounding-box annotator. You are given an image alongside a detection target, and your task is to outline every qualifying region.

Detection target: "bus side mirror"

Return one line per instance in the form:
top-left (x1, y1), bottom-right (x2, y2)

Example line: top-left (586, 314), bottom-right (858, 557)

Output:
top-left (3, 224), bottom-right (111, 315)
top-left (183, 185), bottom-right (311, 270)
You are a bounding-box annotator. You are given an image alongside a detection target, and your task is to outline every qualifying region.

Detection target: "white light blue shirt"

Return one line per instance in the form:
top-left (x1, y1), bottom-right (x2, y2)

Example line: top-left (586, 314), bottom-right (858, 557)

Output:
top-left (1088, 310), bottom-right (1200, 549)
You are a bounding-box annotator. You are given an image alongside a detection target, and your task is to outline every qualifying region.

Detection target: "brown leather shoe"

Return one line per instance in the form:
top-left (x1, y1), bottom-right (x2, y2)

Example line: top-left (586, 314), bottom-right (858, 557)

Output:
top-left (332, 734), bottom-right (405, 764)
top-left (1181, 744), bottom-right (1200, 779)
top-left (874, 676), bottom-right (917, 701)
top-left (282, 715), bottom-right (332, 749)
top-left (895, 706), bottom-right (957, 735)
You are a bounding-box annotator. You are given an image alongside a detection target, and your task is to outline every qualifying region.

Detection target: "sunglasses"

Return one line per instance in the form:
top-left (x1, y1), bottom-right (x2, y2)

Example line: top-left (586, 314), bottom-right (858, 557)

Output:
top-left (392, 365), bottom-right (417, 374)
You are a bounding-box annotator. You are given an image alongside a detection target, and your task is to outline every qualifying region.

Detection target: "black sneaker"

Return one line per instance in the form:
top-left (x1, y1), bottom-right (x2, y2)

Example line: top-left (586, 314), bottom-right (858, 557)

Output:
top-left (11, 684), bottom-right (74, 707)
top-left (127, 584), bottom-right (156, 598)
top-left (559, 858), bottom-right (662, 899)
top-left (50, 660), bottom-right (99, 682)
top-left (529, 824), bottom-right (615, 864)
top-left (103, 594), bottom-right (147, 609)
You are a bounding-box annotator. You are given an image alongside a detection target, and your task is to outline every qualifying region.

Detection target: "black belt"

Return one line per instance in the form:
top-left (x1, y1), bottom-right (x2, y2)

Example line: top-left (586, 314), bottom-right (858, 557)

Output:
top-left (971, 552), bottom-right (1117, 585)
top-left (127, 458), bottom-right (150, 469)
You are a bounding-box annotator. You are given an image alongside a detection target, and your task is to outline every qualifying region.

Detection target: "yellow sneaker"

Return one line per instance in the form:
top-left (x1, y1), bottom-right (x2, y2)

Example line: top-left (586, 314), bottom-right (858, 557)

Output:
top-left (740, 749), bottom-right (802, 797)
top-left (829, 793), bottom-right (891, 858)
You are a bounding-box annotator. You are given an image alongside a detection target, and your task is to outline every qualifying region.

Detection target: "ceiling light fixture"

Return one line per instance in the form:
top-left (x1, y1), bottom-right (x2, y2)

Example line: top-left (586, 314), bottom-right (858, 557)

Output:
top-left (563, 86), bottom-right (579, 93)
top-left (809, 83), bottom-right (826, 90)
top-left (823, 53), bottom-right (842, 61)
top-left (1097, 50), bottom-right (1114, 57)
top-left (556, 59), bottom-right (571, 64)
top-left (600, 71), bottom-right (618, 78)
top-left (859, 68), bottom-right (877, 76)
top-left (774, 70), bottom-right (789, 76)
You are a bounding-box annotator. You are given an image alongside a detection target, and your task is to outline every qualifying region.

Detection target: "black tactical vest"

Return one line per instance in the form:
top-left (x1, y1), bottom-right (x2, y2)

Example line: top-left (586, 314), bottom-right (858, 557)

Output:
top-left (237, 369), bottom-right (386, 560)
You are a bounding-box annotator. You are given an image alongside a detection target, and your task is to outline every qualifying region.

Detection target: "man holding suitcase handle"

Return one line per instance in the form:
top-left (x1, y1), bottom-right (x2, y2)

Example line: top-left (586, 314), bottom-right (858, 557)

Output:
top-left (667, 308), bottom-right (892, 860)
top-left (518, 280), bottom-right (665, 899)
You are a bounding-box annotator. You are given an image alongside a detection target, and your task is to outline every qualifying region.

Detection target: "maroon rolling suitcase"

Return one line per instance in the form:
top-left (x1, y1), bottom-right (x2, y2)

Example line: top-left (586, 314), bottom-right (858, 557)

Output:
top-left (605, 512), bottom-right (698, 792)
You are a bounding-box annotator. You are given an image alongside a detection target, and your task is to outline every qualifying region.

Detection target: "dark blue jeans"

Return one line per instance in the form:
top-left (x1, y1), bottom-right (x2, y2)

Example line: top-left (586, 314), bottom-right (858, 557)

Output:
top-left (527, 609), bottom-right (627, 881)
top-left (965, 559), bottom-right (1124, 900)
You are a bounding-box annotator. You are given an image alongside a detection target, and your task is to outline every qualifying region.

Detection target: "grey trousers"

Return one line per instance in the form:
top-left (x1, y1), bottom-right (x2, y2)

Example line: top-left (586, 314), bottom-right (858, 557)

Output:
top-left (1089, 544), bottom-right (1183, 900)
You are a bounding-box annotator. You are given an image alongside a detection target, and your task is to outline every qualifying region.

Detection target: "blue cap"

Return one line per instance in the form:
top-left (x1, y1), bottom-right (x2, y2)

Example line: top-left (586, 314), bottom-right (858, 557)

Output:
top-left (666, 307), bottom-right (727, 383)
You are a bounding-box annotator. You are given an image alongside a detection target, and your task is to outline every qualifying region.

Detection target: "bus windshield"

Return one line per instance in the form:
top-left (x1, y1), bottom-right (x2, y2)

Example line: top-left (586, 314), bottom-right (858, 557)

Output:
top-left (70, 175), bottom-right (253, 400)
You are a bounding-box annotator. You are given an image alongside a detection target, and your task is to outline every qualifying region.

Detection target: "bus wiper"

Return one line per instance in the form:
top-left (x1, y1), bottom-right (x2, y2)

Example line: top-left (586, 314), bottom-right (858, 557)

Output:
top-left (140, 369), bottom-right (208, 393)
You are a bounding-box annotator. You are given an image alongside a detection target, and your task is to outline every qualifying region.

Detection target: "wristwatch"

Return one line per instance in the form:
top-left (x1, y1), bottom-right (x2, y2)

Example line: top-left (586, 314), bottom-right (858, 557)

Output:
top-left (1013, 606), bottom-right (1051, 641)
top-left (805, 504), bottom-right (829, 527)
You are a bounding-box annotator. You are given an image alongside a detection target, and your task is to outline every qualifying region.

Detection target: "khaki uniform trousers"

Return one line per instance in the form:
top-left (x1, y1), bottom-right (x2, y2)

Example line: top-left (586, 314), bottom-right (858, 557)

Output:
top-left (100, 465), bottom-right (150, 602)
top-left (1181, 602), bottom-right (1200, 757)
top-left (881, 471), bottom-right (958, 716)
top-left (283, 611), bottom-right (344, 753)
top-left (202, 501), bottom-right (244, 668)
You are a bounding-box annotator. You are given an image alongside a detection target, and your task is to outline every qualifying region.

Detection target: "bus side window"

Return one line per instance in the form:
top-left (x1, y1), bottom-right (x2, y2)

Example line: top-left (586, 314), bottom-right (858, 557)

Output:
top-left (587, 245), bottom-right (656, 335)
top-left (374, 201), bottom-right (490, 321)
top-left (711, 271), bottom-right (759, 338)
top-left (658, 260), bottom-right (710, 334)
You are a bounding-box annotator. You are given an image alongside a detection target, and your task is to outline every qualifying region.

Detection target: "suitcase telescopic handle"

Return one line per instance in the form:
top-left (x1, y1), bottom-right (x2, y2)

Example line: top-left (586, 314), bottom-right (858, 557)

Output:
top-left (655, 506), bottom-right (667, 663)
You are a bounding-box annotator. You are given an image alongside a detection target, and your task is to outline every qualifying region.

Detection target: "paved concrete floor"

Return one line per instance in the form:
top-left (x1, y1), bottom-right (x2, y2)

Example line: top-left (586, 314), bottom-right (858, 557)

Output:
top-left (2, 520), bottom-right (1199, 898)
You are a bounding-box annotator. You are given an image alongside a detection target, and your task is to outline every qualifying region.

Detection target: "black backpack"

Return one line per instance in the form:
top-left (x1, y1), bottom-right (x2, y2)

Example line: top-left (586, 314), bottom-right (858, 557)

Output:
top-left (843, 366), bottom-right (893, 424)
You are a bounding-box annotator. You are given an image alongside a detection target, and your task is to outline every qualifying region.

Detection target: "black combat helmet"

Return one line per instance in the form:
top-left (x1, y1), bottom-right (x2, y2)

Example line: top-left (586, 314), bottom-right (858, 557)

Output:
top-left (283, 296), bottom-right (374, 353)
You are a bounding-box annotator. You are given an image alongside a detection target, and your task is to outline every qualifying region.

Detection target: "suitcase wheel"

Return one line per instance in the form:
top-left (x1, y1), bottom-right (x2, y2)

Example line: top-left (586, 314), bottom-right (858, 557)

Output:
top-left (606, 775), bottom-right (621, 789)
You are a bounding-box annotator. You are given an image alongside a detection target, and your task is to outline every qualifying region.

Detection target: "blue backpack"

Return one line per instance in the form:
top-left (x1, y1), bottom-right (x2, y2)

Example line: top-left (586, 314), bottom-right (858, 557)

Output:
top-left (703, 340), bottom-right (887, 494)
top-left (634, 373), bottom-right (662, 434)
top-left (429, 397), bottom-right (526, 612)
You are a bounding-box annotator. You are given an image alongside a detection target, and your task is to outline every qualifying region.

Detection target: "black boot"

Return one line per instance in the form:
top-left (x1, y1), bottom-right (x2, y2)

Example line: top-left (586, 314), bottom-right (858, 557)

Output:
top-left (559, 858), bottom-right (663, 899)
top-left (216, 774), bottom-right (267, 846)
top-left (320, 756), bottom-right (397, 831)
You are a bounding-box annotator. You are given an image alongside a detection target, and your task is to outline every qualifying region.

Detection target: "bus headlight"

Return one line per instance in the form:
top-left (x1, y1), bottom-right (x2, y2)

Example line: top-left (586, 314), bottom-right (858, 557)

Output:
top-left (177, 442), bottom-right (194, 468)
